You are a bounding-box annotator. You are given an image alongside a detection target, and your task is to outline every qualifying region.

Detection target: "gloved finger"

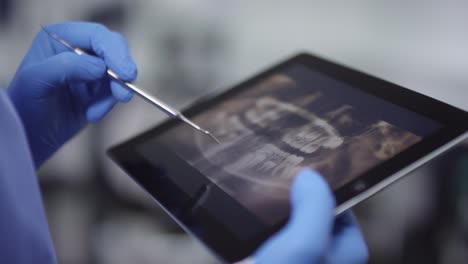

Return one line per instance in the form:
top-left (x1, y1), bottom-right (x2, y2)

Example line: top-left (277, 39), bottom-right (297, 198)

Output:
top-left (289, 169), bottom-right (335, 241)
top-left (44, 22), bottom-right (138, 82)
top-left (110, 80), bottom-right (133, 103)
top-left (44, 22), bottom-right (137, 102)
top-left (87, 78), bottom-right (111, 100)
top-left (69, 78), bottom-right (112, 109)
top-left (254, 169), bottom-right (335, 263)
top-left (86, 96), bottom-right (117, 123)
top-left (16, 53), bottom-right (106, 96)
top-left (325, 211), bottom-right (368, 264)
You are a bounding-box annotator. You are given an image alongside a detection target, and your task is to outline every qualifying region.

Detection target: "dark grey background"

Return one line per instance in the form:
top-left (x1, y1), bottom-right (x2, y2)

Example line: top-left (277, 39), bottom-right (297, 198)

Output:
top-left (1, 1), bottom-right (467, 263)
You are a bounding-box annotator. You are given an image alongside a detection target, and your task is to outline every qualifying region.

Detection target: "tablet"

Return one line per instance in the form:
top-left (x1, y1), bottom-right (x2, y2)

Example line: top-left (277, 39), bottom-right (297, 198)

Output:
top-left (108, 53), bottom-right (468, 262)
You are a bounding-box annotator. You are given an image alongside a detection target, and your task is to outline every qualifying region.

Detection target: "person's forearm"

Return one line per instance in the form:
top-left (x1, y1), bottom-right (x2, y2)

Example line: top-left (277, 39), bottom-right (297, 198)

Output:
top-left (7, 89), bottom-right (54, 167)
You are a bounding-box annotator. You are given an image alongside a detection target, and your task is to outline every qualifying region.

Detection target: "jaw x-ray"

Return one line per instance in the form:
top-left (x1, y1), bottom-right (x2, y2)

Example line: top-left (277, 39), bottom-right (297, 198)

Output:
top-left (159, 66), bottom-right (424, 225)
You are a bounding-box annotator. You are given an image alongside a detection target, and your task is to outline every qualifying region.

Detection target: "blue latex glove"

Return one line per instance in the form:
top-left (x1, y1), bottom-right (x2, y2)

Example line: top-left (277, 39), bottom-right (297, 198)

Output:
top-left (8, 22), bottom-right (137, 167)
top-left (254, 169), bottom-right (368, 264)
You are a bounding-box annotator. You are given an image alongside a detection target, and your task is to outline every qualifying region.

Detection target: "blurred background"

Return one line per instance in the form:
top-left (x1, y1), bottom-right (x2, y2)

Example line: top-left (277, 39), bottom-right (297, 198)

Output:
top-left (1, 0), bottom-right (468, 263)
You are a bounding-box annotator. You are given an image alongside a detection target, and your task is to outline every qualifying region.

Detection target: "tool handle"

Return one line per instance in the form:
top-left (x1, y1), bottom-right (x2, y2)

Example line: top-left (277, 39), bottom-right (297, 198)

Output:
top-left (106, 69), bottom-right (180, 117)
top-left (44, 28), bottom-right (183, 119)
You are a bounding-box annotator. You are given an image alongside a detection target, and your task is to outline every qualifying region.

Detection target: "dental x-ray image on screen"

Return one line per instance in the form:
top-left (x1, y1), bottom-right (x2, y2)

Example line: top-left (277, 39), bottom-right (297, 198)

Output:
top-left (156, 65), bottom-right (438, 225)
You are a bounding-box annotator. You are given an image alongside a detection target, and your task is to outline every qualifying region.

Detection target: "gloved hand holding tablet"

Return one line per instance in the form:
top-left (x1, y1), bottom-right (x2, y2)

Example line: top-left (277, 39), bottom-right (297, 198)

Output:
top-left (108, 53), bottom-right (468, 262)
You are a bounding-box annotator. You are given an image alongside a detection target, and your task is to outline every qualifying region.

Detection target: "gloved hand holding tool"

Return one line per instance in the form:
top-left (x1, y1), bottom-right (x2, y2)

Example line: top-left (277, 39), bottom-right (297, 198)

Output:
top-left (8, 22), bottom-right (138, 167)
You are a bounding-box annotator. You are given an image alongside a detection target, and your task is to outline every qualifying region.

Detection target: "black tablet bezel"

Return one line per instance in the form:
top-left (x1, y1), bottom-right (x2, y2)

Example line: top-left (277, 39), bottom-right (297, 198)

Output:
top-left (108, 53), bottom-right (468, 262)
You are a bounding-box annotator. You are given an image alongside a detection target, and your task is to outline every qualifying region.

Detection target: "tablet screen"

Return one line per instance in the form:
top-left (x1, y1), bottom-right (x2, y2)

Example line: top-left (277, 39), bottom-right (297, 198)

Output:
top-left (139, 64), bottom-right (441, 227)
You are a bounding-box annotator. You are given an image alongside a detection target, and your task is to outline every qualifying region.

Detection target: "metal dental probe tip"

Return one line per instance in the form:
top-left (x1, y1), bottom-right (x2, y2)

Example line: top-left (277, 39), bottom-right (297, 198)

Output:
top-left (40, 25), bottom-right (221, 144)
top-left (178, 115), bottom-right (221, 144)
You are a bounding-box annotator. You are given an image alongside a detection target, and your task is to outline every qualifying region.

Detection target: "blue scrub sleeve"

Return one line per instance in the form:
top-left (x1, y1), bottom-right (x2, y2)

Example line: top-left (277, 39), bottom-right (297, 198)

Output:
top-left (0, 88), bottom-right (57, 264)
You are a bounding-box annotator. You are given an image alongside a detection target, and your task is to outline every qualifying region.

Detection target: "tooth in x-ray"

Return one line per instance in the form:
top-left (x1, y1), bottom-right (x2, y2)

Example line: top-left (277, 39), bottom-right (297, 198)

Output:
top-left (245, 97), bottom-right (294, 127)
top-left (213, 113), bottom-right (253, 141)
top-left (283, 121), bottom-right (343, 154)
top-left (244, 97), bottom-right (343, 154)
top-left (225, 144), bottom-right (304, 180)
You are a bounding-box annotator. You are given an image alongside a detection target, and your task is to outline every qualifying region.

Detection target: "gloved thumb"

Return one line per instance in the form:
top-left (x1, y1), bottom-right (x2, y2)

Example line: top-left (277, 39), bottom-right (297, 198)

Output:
top-left (15, 52), bottom-right (106, 96)
top-left (254, 169), bottom-right (335, 263)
